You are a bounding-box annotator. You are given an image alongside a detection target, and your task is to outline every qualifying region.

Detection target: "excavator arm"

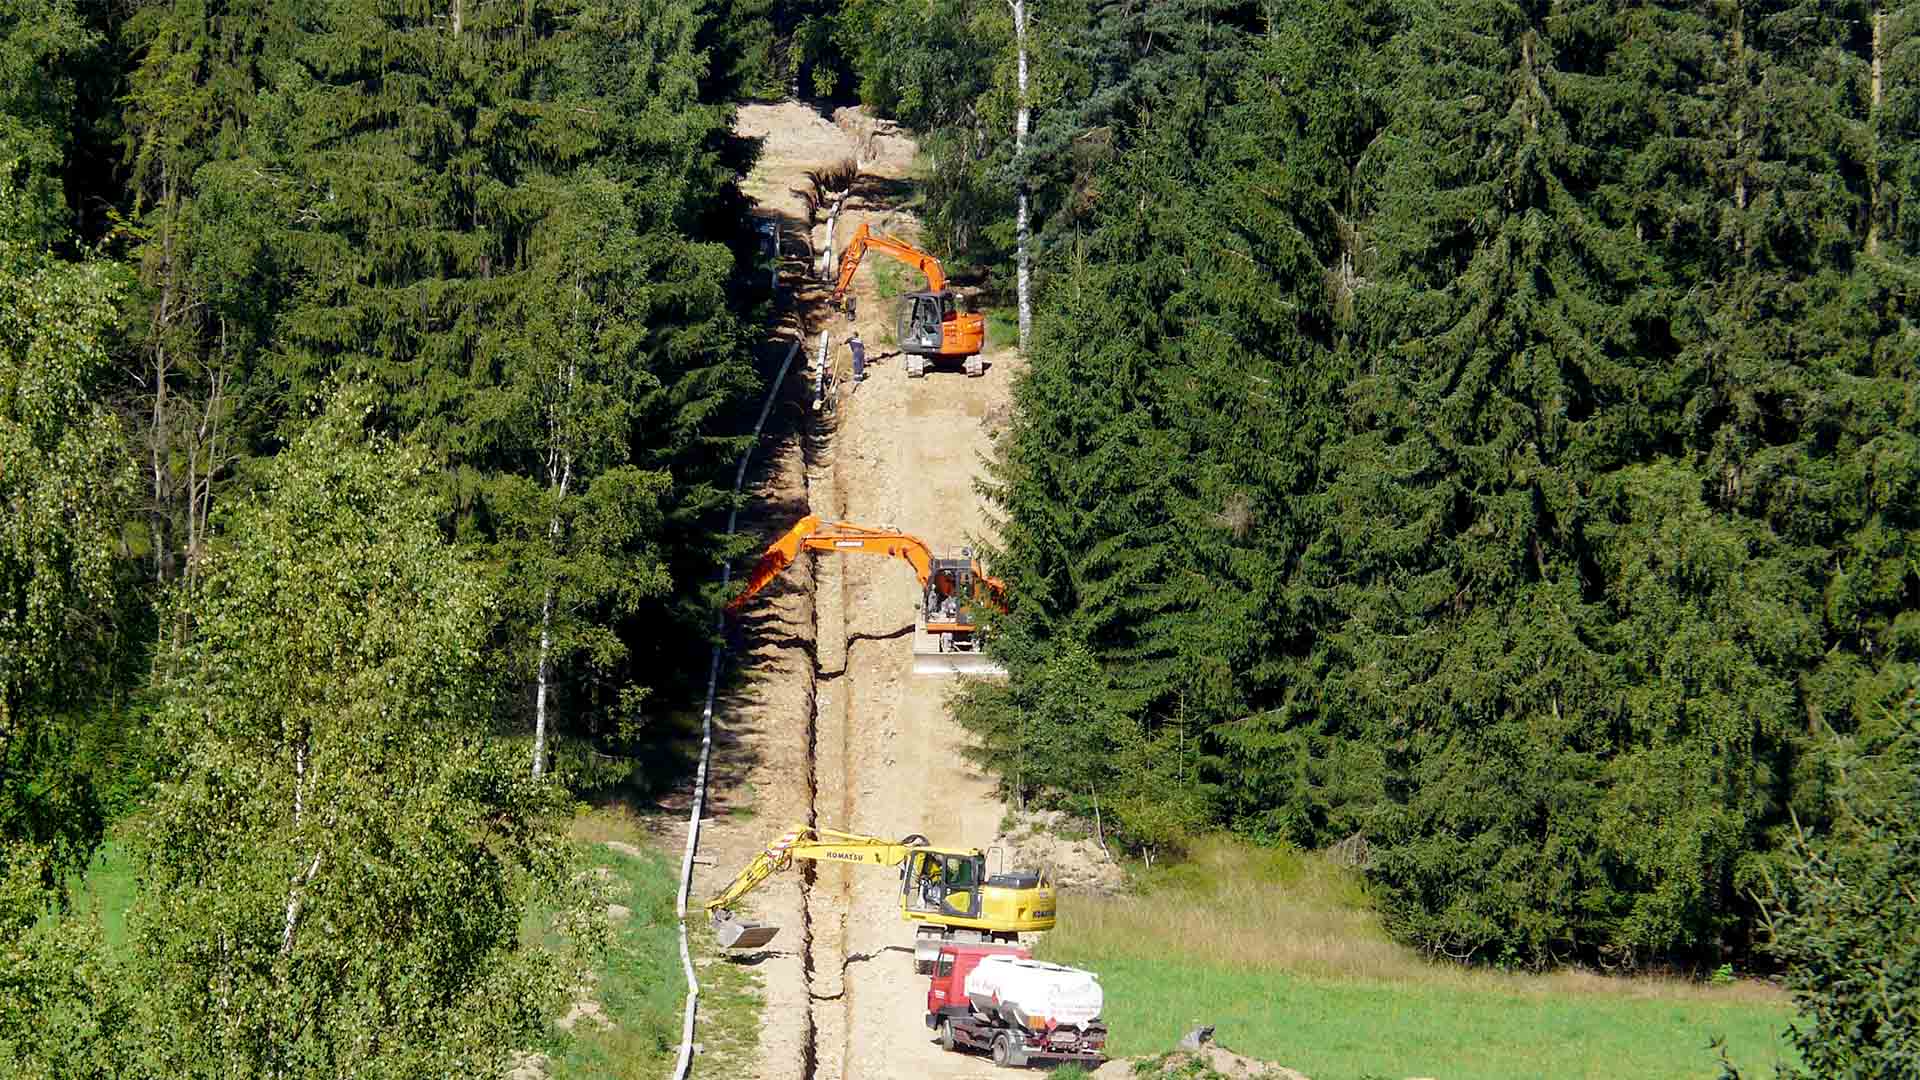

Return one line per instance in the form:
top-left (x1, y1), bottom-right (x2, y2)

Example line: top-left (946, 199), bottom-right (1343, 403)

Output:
top-left (705, 824), bottom-right (925, 948)
top-left (725, 514), bottom-right (1010, 677)
top-left (726, 514), bottom-right (936, 612)
top-left (832, 222), bottom-right (948, 302)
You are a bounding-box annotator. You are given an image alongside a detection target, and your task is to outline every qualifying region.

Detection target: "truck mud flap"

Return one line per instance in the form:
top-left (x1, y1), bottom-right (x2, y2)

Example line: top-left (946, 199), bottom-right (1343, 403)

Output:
top-left (713, 915), bottom-right (780, 950)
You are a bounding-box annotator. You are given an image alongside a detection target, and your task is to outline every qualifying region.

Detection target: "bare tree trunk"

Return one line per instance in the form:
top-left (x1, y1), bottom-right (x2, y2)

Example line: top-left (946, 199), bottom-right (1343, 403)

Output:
top-left (149, 170), bottom-right (179, 589)
top-left (1869, 6), bottom-right (1886, 256)
top-left (281, 740), bottom-right (318, 956)
top-left (281, 851), bottom-right (322, 955)
top-left (531, 426), bottom-right (573, 779)
top-left (1727, 9), bottom-right (1754, 264)
top-left (1010, 0), bottom-right (1032, 353)
top-left (532, 583), bottom-right (557, 778)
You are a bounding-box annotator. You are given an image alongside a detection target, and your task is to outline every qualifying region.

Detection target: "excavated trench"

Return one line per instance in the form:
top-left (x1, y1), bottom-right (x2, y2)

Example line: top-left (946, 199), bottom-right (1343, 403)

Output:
top-left (799, 395), bottom-right (858, 1078)
top-left (796, 404), bottom-right (827, 1080)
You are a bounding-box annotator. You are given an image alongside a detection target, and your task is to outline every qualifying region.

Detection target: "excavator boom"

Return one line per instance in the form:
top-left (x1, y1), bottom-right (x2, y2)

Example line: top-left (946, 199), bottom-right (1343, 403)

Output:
top-left (726, 514), bottom-right (1009, 677)
top-left (706, 825), bottom-right (915, 946)
top-left (829, 223), bottom-right (986, 364)
top-left (727, 514), bottom-right (935, 611)
top-left (832, 222), bottom-right (947, 300)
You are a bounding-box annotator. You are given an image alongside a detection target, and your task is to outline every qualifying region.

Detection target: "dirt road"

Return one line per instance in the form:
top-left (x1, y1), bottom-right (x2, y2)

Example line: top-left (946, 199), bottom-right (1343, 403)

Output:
top-left (689, 102), bottom-right (1023, 1080)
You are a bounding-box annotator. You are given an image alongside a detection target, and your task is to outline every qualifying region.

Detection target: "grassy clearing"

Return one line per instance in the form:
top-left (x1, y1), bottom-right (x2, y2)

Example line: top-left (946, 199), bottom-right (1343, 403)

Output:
top-left (53, 804), bottom-right (763, 1076)
top-left (985, 307), bottom-right (1019, 352)
top-left (66, 834), bottom-right (137, 958)
top-left (536, 807), bottom-right (764, 1078)
top-left (1036, 837), bottom-right (1794, 1080)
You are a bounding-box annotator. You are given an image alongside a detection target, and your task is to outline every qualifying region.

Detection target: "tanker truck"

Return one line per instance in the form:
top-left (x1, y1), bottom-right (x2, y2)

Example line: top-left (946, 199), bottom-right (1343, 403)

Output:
top-left (924, 942), bottom-right (1108, 1068)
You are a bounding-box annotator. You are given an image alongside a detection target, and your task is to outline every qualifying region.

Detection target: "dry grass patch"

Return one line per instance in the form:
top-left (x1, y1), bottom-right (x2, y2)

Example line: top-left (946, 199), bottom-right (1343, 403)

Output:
top-left (566, 803), bottom-right (655, 847)
top-left (1053, 836), bottom-right (1784, 1004)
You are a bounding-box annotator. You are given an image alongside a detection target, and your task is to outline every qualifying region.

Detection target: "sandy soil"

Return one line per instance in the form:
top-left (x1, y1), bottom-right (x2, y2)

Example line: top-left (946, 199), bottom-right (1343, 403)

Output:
top-left (822, 241), bottom-right (1023, 1080)
top-left (693, 100), bottom-right (1030, 1079)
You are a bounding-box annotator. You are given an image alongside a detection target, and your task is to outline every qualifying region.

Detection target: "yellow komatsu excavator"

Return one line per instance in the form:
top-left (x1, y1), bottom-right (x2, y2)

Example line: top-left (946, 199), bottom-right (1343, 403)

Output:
top-left (832, 222), bottom-right (987, 378)
top-left (707, 824), bottom-right (1056, 972)
top-left (726, 514), bottom-right (1008, 677)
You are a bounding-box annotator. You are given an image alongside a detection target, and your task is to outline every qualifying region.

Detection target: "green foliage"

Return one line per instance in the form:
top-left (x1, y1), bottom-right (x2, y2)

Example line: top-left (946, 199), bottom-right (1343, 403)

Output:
top-left (117, 390), bottom-right (589, 1074)
top-left (962, 0), bottom-right (1920, 971)
top-left (0, 174), bottom-right (129, 926)
top-left (1763, 682), bottom-right (1920, 1078)
top-left (117, 0), bottom-right (758, 765)
top-left (3, 0), bottom-right (772, 1072)
top-left (0, 0), bottom-right (94, 242)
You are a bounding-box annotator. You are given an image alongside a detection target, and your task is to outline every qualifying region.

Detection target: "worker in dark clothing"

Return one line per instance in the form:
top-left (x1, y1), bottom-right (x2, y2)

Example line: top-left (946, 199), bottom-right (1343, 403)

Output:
top-left (848, 331), bottom-right (866, 382)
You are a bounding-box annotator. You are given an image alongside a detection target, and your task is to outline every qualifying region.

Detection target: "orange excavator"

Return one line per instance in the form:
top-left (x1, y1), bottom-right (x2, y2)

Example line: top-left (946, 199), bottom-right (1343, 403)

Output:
top-left (727, 514), bottom-right (1008, 676)
top-left (833, 223), bottom-right (987, 378)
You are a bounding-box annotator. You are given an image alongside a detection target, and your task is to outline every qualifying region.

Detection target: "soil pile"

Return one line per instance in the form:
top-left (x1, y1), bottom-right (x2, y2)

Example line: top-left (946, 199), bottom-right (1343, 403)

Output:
top-left (993, 810), bottom-right (1126, 894)
top-left (1119, 1046), bottom-right (1312, 1080)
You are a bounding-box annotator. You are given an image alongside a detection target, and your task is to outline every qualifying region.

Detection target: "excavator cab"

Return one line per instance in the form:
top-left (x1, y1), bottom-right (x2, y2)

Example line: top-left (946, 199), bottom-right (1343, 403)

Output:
top-left (923, 553), bottom-right (985, 642)
top-left (897, 291), bottom-right (986, 377)
top-left (904, 850), bottom-right (985, 920)
top-left (898, 291), bottom-right (954, 355)
top-left (902, 850), bottom-right (1057, 972)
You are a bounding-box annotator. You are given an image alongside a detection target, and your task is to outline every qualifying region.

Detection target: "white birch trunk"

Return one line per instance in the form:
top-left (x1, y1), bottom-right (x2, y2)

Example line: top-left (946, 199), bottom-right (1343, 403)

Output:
top-left (1010, 0), bottom-right (1033, 352)
top-left (531, 456), bottom-right (571, 779)
top-left (1869, 7), bottom-right (1885, 256)
top-left (280, 851), bottom-right (322, 955)
top-left (281, 741), bottom-right (318, 956)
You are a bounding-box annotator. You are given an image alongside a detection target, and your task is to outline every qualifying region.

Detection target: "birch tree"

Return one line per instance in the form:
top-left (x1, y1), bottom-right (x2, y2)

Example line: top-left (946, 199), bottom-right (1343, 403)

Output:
top-left (1009, 0), bottom-right (1032, 351)
top-left (0, 172), bottom-right (129, 922)
top-left (129, 390), bottom-right (584, 1074)
top-left (481, 177), bottom-right (678, 779)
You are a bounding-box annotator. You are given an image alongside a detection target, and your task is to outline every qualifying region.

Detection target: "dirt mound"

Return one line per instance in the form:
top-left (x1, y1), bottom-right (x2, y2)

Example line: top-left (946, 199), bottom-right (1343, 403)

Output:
top-left (1119, 1046), bottom-right (1311, 1080)
top-left (504, 1050), bottom-right (549, 1080)
top-left (830, 106), bottom-right (917, 171)
top-left (993, 810), bottom-right (1125, 894)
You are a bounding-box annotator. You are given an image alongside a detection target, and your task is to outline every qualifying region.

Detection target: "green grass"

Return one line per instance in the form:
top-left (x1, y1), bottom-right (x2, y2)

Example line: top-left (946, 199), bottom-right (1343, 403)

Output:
top-left (985, 307), bottom-right (1019, 352)
top-left (1035, 837), bottom-right (1795, 1080)
top-left (536, 809), bottom-right (764, 1078)
top-left (873, 259), bottom-right (905, 299)
top-left (52, 806), bottom-right (762, 1077)
top-left (65, 835), bottom-right (137, 959)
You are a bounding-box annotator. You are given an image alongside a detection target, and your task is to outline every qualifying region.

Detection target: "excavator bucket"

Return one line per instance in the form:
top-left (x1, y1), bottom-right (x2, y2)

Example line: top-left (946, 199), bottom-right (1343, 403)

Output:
top-left (713, 913), bottom-right (781, 950)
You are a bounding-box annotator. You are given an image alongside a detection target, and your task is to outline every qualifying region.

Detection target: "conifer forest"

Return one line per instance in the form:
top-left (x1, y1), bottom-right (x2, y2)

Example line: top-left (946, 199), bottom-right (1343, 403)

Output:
top-left (2, 0), bottom-right (1916, 1073)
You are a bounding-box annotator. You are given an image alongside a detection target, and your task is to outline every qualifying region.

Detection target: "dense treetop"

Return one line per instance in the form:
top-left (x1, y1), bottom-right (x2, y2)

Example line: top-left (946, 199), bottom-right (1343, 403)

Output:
top-left (828, 0), bottom-right (1920, 970)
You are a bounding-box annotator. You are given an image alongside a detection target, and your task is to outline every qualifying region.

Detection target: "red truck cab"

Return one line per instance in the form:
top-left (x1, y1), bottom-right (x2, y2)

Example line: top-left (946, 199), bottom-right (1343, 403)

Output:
top-left (924, 941), bottom-right (1108, 1068)
top-left (925, 941), bottom-right (1032, 1018)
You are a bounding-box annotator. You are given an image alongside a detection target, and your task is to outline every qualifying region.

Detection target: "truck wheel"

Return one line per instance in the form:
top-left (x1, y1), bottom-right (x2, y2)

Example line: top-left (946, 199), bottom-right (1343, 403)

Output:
top-left (991, 1033), bottom-right (1014, 1068)
top-left (938, 1019), bottom-right (957, 1052)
